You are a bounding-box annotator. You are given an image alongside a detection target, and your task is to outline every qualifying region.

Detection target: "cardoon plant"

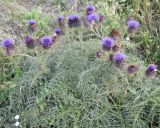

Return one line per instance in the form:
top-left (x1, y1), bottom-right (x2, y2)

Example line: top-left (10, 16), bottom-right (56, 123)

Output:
top-left (1, 38), bottom-right (14, 55)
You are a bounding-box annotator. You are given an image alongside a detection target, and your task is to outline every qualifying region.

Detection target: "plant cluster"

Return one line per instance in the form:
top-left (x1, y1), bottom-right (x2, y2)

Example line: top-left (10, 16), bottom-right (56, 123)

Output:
top-left (0, 2), bottom-right (160, 128)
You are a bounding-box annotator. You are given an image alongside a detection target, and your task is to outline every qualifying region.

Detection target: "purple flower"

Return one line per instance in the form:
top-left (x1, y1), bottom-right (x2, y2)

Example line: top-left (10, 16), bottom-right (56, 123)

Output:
top-left (27, 20), bottom-right (37, 32)
top-left (86, 5), bottom-right (95, 12)
top-left (54, 28), bottom-right (61, 35)
top-left (127, 20), bottom-right (139, 28)
top-left (127, 20), bottom-right (139, 33)
top-left (40, 36), bottom-right (53, 49)
top-left (1, 38), bottom-right (13, 48)
top-left (1, 38), bottom-right (14, 55)
top-left (113, 52), bottom-right (126, 67)
top-left (24, 36), bottom-right (32, 44)
top-left (57, 16), bottom-right (64, 21)
top-left (101, 37), bottom-right (114, 50)
top-left (147, 64), bottom-right (157, 71)
top-left (57, 16), bottom-right (65, 27)
top-left (68, 14), bottom-right (80, 27)
top-left (27, 19), bottom-right (37, 25)
top-left (24, 36), bottom-right (35, 49)
top-left (145, 64), bottom-right (157, 77)
top-left (86, 13), bottom-right (99, 22)
top-left (68, 14), bottom-right (79, 21)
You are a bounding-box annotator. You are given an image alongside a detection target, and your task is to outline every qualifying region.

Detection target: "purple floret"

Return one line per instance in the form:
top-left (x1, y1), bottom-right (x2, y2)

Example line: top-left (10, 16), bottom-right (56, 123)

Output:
top-left (57, 16), bottom-right (64, 21)
top-left (1, 38), bottom-right (13, 48)
top-left (147, 64), bottom-right (157, 71)
top-left (68, 14), bottom-right (79, 21)
top-left (86, 5), bottom-right (95, 11)
top-left (24, 36), bottom-right (33, 44)
top-left (113, 52), bottom-right (126, 62)
top-left (127, 20), bottom-right (139, 28)
top-left (68, 14), bottom-right (80, 27)
top-left (145, 64), bottom-right (157, 77)
top-left (40, 36), bottom-right (53, 47)
top-left (86, 13), bottom-right (99, 22)
top-left (101, 37), bottom-right (114, 50)
top-left (27, 19), bottom-right (37, 25)
top-left (54, 28), bottom-right (61, 34)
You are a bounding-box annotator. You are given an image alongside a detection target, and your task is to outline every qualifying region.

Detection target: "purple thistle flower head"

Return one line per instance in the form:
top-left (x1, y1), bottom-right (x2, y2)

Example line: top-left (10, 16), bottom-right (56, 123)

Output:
top-left (68, 14), bottom-right (79, 21)
top-left (24, 36), bottom-right (33, 44)
top-left (40, 36), bottom-right (53, 48)
top-left (147, 64), bottom-right (157, 71)
top-left (101, 37), bottom-right (114, 50)
top-left (27, 19), bottom-right (37, 25)
top-left (1, 38), bottom-right (14, 55)
top-left (24, 36), bottom-right (35, 49)
top-left (57, 16), bottom-right (64, 21)
top-left (1, 38), bottom-right (13, 48)
top-left (54, 28), bottom-right (61, 34)
top-left (27, 20), bottom-right (37, 32)
top-left (113, 52), bottom-right (126, 61)
top-left (127, 20), bottom-right (139, 28)
top-left (113, 52), bottom-right (126, 67)
top-left (145, 64), bottom-right (157, 77)
top-left (68, 14), bottom-right (80, 27)
top-left (86, 5), bottom-right (95, 11)
top-left (86, 13), bottom-right (99, 22)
